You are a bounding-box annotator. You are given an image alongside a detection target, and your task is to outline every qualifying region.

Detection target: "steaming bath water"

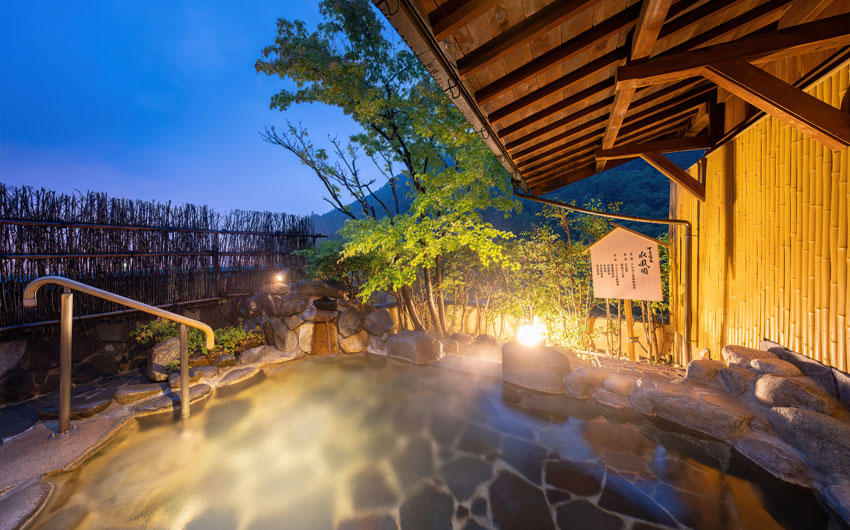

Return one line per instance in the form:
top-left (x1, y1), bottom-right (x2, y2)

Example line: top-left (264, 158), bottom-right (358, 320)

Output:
top-left (33, 356), bottom-right (834, 529)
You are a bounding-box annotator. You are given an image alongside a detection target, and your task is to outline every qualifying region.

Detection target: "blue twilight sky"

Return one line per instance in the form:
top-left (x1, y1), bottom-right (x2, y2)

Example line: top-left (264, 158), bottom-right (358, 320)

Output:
top-left (0, 1), bottom-right (363, 215)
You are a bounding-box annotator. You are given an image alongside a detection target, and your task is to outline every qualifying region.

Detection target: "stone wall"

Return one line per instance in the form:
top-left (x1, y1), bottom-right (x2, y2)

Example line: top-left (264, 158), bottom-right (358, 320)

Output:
top-left (239, 280), bottom-right (396, 359)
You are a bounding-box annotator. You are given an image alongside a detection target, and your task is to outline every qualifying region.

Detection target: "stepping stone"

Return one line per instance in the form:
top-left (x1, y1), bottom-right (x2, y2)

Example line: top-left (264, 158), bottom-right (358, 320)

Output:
top-left (115, 383), bottom-right (163, 404)
top-left (133, 384), bottom-right (211, 417)
top-left (0, 481), bottom-right (53, 530)
top-left (37, 397), bottom-right (112, 420)
top-left (168, 368), bottom-right (202, 389)
top-left (217, 367), bottom-right (262, 389)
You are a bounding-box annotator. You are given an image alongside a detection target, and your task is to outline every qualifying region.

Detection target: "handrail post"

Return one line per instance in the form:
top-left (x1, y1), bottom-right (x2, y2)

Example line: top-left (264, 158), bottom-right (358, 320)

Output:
top-left (59, 287), bottom-right (73, 434)
top-left (179, 324), bottom-right (190, 419)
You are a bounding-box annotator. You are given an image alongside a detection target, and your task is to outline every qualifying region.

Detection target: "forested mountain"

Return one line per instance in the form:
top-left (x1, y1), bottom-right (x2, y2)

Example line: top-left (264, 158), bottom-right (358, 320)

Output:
top-left (310, 150), bottom-right (705, 239)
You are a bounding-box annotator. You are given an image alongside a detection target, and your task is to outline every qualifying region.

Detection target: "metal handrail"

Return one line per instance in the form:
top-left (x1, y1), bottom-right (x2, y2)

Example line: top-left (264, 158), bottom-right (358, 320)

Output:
top-left (23, 276), bottom-right (215, 435)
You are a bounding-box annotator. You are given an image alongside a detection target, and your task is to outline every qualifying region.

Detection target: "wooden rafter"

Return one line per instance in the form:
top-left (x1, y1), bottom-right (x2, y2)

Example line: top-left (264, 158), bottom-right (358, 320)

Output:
top-left (663, 0), bottom-right (794, 55)
top-left (510, 114), bottom-right (610, 157)
top-left (516, 128), bottom-right (605, 167)
top-left (497, 79), bottom-right (614, 138)
top-left (488, 48), bottom-right (628, 124)
top-left (530, 160), bottom-right (632, 195)
top-left (456, 0), bottom-right (596, 77)
top-left (617, 15), bottom-right (850, 89)
top-left (702, 60), bottom-right (850, 150)
top-left (598, 0), bottom-right (674, 171)
top-left (596, 135), bottom-right (715, 161)
top-left (428, 0), bottom-right (492, 42)
top-left (502, 95), bottom-right (613, 148)
top-left (640, 152), bottom-right (706, 200)
top-left (522, 113), bottom-right (695, 178)
top-left (656, 0), bottom-right (737, 41)
top-left (475, 5), bottom-right (640, 105)
top-left (777, 0), bottom-right (832, 29)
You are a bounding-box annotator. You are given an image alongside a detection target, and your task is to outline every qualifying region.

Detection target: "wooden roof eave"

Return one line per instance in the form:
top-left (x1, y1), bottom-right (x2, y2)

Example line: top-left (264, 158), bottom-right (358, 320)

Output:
top-left (373, 0), bottom-right (529, 192)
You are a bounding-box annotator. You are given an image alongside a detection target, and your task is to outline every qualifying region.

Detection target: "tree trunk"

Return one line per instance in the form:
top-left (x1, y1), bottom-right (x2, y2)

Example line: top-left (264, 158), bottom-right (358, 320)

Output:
top-left (423, 267), bottom-right (444, 338)
top-left (617, 299), bottom-right (623, 359)
top-left (401, 285), bottom-right (425, 331)
top-left (435, 255), bottom-right (449, 335)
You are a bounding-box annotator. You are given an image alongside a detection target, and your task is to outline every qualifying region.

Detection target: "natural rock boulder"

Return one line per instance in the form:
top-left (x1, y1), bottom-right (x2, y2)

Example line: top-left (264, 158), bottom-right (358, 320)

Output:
top-left (369, 334), bottom-right (387, 353)
top-left (387, 331), bottom-right (444, 364)
top-left (686, 359), bottom-right (725, 383)
top-left (168, 368), bottom-right (202, 389)
top-left (115, 383), bottom-right (163, 404)
top-left (302, 307), bottom-right (339, 323)
top-left (296, 280), bottom-right (347, 299)
top-left (750, 358), bottom-right (803, 377)
top-left (239, 345), bottom-right (277, 364)
top-left (466, 335), bottom-right (502, 362)
top-left (825, 482), bottom-right (850, 524)
top-left (38, 397), bottom-right (112, 420)
top-left (337, 308), bottom-right (364, 337)
top-left (721, 344), bottom-right (777, 369)
top-left (502, 342), bottom-right (570, 394)
top-left (258, 282), bottom-right (292, 297)
top-left (340, 330), bottom-right (370, 354)
top-left (602, 373), bottom-right (639, 397)
top-left (364, 309), bottom-right (396, 336)
top-left (0, 340), bottom-right (27, 380)
top-left (565, 367), bottom-right (611, 399)
top-left (768, 407), bottom-right (850, 477)
top-left (754, 374), bottom-right (835, 415)
top-left (267, 318), bottom-right (297, 352)
top-left (278, 295), bottom-right (309, 316)
top-left (734, 436), bottom-right (811, 487)
top-left (313, 296), bottom-right (338, 311)
top-left (631, 378), bottom-right (752, 441)
top-left (719, 366), bottom-right (758, 395)
top-left (147, 337), bottom-right (180, 382)
top-left (134, 384), bottom-right (211, 416)
top-left (217, 366), bottom-right (263, 389)
top-left (299, 323), bottom-right (314, 354)
top-left (284, 314), bottom-right (304, 329)
top-left (212, 354), bottom-right (236, 368)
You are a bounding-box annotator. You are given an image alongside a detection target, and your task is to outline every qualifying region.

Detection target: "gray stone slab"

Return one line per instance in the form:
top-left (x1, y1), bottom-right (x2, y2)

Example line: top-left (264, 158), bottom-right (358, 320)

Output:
top-left (0, 480), bottom-right (53, 530)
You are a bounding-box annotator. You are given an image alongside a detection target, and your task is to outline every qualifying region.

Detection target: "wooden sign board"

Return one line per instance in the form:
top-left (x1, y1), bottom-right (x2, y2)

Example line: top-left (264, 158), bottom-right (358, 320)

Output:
top-left (588, 225), bottom-right (663, 301)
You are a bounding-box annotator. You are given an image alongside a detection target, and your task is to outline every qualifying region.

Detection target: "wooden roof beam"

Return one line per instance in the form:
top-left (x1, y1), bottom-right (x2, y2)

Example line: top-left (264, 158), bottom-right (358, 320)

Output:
top-left (598, 0), bottom-right (675, 171)
top-left (640, 152), bottom-right (705, 200)
top-left (529, 160), bottom-right (632, 195)
top-left (475, 5), bottom-right (641, 105)
top-left (596, 135), bottom-right (715, 161)
top-left (429, 0), bottom-right (493, 42)
top-left (702, 60), bottom-right (850, 150)
top-left (489, 47), bottom-right (628, 124)
top-left (663, 0), bottom-right (794, 55)
top-left (777, 0), bottom-right (833, 29)
top-left (502, 96), bottom-right (613, 149)
top-left (515, 128), bottom-right (605, 167)
top-left (497, 79), bottom-right (614, 138)
top-left (456, 0), bottom-right (597, 77)
top-left (657, 0), bottom-right (737, 40)
top-left (617, 15), bottom-right (850, 89)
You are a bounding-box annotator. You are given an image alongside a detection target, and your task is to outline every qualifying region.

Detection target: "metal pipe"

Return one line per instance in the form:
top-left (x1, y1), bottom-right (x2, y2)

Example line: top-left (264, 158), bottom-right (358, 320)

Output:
top-left (515, 192), bottom-right (695, 364)
top-left (23, 276), bottom-right (215, 349)
top-left (179, 324), bottom-right (190, 419)
top-left (59, 288), bottom-right (73, 434)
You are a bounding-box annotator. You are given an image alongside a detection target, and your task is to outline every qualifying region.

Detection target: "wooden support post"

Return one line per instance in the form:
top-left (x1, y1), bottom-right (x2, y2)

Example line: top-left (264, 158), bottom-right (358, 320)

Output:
top-left (701, 60), bottom-right (850, 150)
top-left (625, 300), bottom-right (636, 362)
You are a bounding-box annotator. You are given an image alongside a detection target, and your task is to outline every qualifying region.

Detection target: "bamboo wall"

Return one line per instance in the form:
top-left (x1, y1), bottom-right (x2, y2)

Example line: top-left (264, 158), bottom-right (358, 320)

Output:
top-left (669, 60), bottom-right (849, 372)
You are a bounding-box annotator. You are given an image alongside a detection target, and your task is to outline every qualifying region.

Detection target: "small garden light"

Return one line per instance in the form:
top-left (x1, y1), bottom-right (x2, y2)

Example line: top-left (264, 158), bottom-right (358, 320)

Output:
top-left (275, 270), bottom-right (286, 283)
top-left (516, 322), bottom-right (545, 347)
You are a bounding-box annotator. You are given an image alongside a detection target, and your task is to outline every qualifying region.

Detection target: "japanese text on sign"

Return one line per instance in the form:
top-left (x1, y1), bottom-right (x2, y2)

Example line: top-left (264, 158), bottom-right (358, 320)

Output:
top-left (588, 227), bottom-right (663, 301)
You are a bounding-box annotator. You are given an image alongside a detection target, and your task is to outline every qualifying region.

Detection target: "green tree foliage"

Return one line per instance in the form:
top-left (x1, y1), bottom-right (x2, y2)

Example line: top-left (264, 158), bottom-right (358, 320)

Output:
top-left (258, 0), bottom-right (518, 337)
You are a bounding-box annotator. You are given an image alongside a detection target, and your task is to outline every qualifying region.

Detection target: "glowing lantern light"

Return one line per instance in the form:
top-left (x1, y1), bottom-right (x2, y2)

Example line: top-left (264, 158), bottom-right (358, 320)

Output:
top-left (275, 271), bottom-right (286, 282)
top-left (517, 322), bottom-right (545, 347)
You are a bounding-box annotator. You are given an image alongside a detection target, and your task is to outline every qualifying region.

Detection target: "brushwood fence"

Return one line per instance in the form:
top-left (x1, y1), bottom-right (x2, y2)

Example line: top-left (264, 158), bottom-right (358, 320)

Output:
top-left (0, 184), bottom-right (323, 332)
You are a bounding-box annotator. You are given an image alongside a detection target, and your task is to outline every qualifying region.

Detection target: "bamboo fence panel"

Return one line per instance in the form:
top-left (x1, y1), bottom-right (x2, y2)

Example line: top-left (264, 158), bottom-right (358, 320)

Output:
top-left (0, 185), bottom-right (319, 330)
top-left (669, 61), bottom-right (850, 371)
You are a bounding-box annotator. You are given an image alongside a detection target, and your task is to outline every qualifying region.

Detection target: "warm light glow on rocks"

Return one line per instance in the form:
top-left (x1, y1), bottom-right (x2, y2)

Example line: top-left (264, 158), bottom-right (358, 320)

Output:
top-left (517, 323), bottom-right (545, 347)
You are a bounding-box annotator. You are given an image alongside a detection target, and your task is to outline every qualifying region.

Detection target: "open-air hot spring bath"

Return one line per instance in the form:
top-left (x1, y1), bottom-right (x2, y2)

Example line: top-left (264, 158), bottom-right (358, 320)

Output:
top-left (31, 356), bottom-right (837, 529)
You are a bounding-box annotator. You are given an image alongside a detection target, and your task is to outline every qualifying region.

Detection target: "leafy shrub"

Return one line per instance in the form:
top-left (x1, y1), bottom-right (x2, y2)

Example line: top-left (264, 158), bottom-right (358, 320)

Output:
top-left (164, 360), bottom-right (180, 373)
top-left (131, 319), bottom-right (265, 357)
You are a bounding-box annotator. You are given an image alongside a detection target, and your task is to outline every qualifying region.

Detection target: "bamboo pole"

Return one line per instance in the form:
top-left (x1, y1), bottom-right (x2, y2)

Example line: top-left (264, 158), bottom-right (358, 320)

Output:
top-left (625, 301), bottom-right (636, 362)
